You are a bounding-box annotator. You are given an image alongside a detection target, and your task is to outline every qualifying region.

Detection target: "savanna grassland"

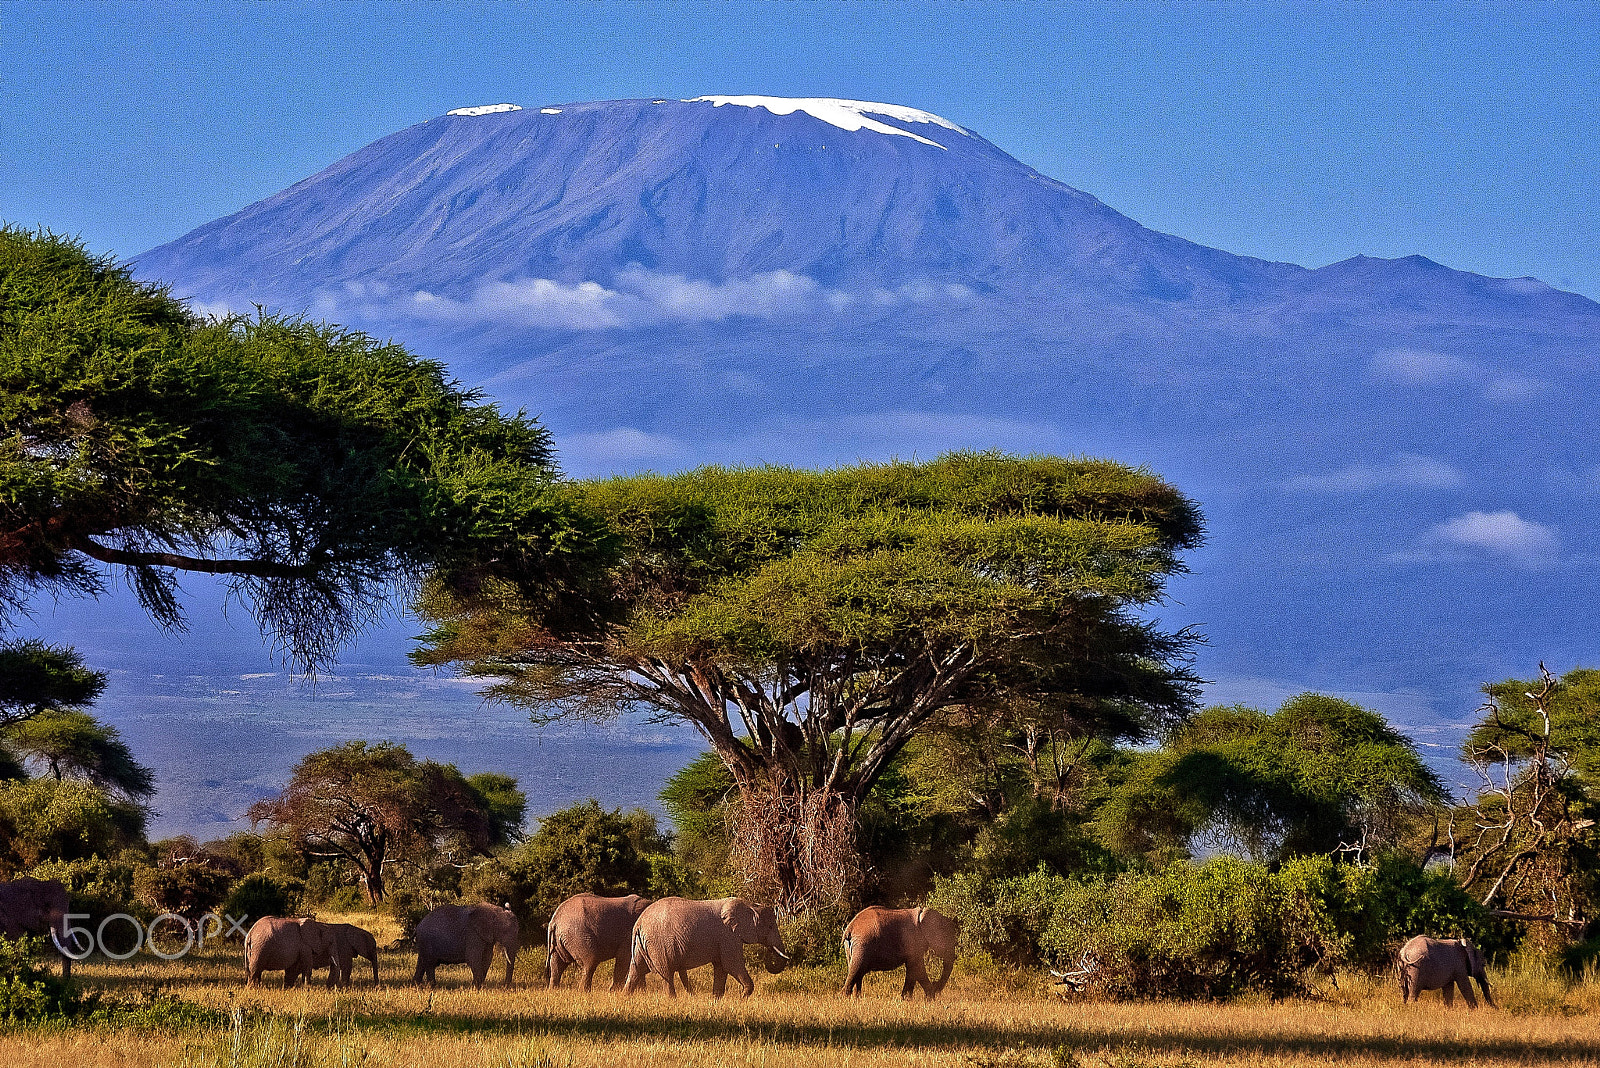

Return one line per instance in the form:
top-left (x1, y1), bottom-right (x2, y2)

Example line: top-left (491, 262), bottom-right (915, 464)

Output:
top-left (5, 912), bottom-right (1600, 1068)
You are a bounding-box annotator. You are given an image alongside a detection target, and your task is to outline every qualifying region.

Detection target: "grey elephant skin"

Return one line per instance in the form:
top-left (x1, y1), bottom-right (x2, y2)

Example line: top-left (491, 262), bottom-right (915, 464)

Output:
top-left (1397, 935), bottom-right (1497, 1009)
top-left (0, 876), bottom-right (77, 978)
top-left (547, 893), bottom-right (651, 991)
top-left (245, 916), bottom-right (342, 988)
top-left (311, 922), bottom-right (379, 985)
top-left (413, 903), bottom-right (520, 988)
top-left (842, 906), bottom-right (959, 1000)
top-left (624, 896), bottom-right (788, 998)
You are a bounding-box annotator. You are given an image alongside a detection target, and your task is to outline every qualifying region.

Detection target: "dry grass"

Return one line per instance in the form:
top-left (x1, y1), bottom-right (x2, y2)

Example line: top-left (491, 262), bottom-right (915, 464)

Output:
top-left (4, 911), bottom-right (1599, 1067)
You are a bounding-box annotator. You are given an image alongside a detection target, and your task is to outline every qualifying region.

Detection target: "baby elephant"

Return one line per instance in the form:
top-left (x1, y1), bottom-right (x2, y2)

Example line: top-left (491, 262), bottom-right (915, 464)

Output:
top-left (1398, 935), bottom-right (1496, 1009)
top-left (547, 893), bottom-right (651, 991)
top-left (313, 922), bottom-right (380, 985)
top-left (842, 906), bottom-right (958, 1000)
top-left (245, 916), bottom-right (342, 988)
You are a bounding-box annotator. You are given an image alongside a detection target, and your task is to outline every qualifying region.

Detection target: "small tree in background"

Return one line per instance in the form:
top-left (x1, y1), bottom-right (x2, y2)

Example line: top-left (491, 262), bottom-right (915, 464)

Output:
top-left (247, 741), bottom-right (494, 903)
top-left (0, 641), bottom-right (105, 728)
top-left (7, 709), bottom-right (155, 803)
top-left (1095, 694), bottom-right (1446, 864)
top-left (1454, 665), bottom-right (1600, 944)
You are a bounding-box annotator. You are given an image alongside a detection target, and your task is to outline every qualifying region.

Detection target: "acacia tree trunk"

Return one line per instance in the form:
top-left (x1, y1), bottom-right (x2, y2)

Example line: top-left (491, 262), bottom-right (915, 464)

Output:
top-left (724, 777), bottom-right (862, 914)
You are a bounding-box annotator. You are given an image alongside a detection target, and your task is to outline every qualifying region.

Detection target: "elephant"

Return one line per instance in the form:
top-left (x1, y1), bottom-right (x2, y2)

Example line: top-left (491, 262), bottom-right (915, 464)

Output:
top-left (0, 877), bottom-right (78, 978)
top-left (311, 922), bottom-right (379, 985)
top-left (244, 916), bottom-right (344, 988)
top-left (624, 896), bottom-right (789, 998)
top-left (1397, 935), bottom-right (1496, 1009)
top-left (547, 893), bottom-right (651, 992)
top-left (842, 905), bottom-right (959, 1000)
top-left (413, 903), bottom-right (520, 988)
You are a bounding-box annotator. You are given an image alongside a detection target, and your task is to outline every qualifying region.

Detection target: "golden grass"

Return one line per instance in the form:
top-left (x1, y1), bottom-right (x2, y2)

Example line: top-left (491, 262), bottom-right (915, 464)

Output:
top-left (5, 919), bottom-right (1600, 1068)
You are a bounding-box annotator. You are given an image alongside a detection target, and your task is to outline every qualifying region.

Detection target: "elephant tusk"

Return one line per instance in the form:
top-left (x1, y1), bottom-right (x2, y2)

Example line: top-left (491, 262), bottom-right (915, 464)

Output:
top-left (771, 949), bottom-right (790, 961)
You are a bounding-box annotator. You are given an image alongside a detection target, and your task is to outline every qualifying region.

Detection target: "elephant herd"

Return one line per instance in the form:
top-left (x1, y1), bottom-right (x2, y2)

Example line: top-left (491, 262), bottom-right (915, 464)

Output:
top-left (245, 894), bottom-right (958, 1000)
top-left (0, 877), bottom-right (1498, 1007)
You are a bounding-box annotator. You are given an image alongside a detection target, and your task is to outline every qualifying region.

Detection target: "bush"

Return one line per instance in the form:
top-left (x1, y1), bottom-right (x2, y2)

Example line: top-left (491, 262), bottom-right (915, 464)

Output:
top-left (30, 854), bottom-right (148, 956)
top-left (219, 873), bottom-right (302, 929)
top-left (778, 904), bottom-right (855, 967)
top-left (462, 801), bottom-right (669, 937)
top-left (384, 885), bottom-right (432, 942)
top-left (133, 862), bottom-right (233, 921)
top-left (0, 935), bottom-right (84, 1023)
top-left (933, 854), bottom-right (1491, 1001)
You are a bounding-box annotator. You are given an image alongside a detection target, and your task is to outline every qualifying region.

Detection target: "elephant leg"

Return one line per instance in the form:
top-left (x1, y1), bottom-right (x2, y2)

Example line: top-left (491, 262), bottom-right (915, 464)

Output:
top-left (624, 953), bottom-right (648, 994)
top-left (580, 961), bottom-right (598, 993)
top-left (1442, 982), bottom-right (1455, 1007)
top-left (663, 969), bottom-right (677, 998)
top-left (548, 949), bottom-right (568, 989)
top-left (844, 953), bottom-right (867, 997)
top-left (902, 959), bottom-right (930, 1000)
top-left (730, 961), bottom-right (754, 998)
top-left (712, 964), bottom-right (727, 998)
top-left (1458, 977), bottom-right (1479, 1010)
top-left (678, 968), bottom-right (696, 995)
top-left (471, 949), bottom-right (490, 989)
top-left (414, 956), bottom-right (430, 986)
top-left (609, 952), bottom-right (629, 993)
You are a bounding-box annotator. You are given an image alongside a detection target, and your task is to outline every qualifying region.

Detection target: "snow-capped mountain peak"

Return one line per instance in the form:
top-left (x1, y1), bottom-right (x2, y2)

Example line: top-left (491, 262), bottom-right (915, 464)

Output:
top-left (686, 95), bottom-right (966, 149)
top-left (446, 103), bottom-right (523, 116)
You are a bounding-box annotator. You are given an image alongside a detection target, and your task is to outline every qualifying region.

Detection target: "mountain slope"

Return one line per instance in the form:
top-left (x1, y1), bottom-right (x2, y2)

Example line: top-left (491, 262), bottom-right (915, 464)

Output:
top-left (128, 96), bottom-right (1598, 750)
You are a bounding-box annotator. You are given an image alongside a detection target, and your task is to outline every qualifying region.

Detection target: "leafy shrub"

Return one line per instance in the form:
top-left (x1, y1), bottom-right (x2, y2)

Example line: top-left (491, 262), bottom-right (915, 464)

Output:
top-left (219, 873), bottom-right (302, 929)
top-left (934, 854), bottom-right (1491, 1000)
top-left (930, 868), bottom-right (1074, 967)
top-left (384, 885), bottom-right (432, 942)
top-left (461, 801), bottom-right (670, 936)
top-left (302, 861), bottom-right (359, 906)
top-left (778, 904), bottom-right (855, 967)
top-left (133, 861), bottom-right (234, 920)
top-left (0, 935), bottom-right (85, 1023)
top-left (30, 854), bottom-right (148, 956)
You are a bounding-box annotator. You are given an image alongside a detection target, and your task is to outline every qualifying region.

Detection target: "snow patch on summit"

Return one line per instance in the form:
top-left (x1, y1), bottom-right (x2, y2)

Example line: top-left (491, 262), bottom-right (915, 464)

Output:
top-left (688, 96), bottom-right (965, 149)
top-left (447, 103), bottom-right (522, 116)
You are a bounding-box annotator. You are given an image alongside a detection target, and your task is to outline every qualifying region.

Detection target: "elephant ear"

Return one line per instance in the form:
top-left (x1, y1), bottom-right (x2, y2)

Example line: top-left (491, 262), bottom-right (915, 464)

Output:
top-left (469, 907), bottom-right (504, 944)
top-left (720, 899), bottom-right (754, 939)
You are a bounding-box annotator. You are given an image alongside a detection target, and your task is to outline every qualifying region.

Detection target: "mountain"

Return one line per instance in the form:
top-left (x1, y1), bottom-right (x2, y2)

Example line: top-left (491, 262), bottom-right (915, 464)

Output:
top-left (115, 96), bottom-right (1600, 831)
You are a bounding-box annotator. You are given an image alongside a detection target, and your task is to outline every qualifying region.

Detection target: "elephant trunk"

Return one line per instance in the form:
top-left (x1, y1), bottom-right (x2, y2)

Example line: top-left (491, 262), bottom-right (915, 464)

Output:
top-left (763, 945), bottom-right (789, 975)
top-left (1476, 973), bottom-right (1497, 1009)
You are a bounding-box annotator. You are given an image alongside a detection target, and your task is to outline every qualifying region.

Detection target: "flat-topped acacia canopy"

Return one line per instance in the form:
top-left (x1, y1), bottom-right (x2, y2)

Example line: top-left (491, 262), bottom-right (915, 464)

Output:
top-left (0, 227), bottom-right (609, 671)
top-left (417, 453), bottom-right (1204, 805)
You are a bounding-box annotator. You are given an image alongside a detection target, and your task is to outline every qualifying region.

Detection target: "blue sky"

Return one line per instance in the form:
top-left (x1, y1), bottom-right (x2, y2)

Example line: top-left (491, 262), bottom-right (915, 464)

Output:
top-left (4, 0), bottom-right (1598, 298)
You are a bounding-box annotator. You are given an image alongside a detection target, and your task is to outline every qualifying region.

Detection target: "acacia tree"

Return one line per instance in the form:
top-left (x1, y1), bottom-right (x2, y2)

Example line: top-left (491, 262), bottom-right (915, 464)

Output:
top-left (247, 742), bottom-right (493, 902)
top-left (1453, 665), bottom-right (1600, 936)
top-left (415, 454), bottom-right (1204, 909)
top-left (1094, 694), bottom-right (1447, 863)
top-left (0, 227), bottom-right (611, 671)
top-left (6, 707), bottom-right (156, 803)
top-left (0, 641), bottom-right (105, 726)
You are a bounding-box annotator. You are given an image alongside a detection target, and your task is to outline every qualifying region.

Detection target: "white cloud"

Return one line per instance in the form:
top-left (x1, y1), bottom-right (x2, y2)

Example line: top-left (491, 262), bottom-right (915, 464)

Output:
top-left (1421, 510), bottom-right (1559, 566)
top-left (560, 427), bottom-right (685, 474)
top-left (327, 267), bottom-right (977, 332)
top-left (1369, 350), bottom-right (1479, 385)
top-left (1285, 453), bottom-right (1463, 493)
top-left (1368, 349), bottom-right (1546, 401)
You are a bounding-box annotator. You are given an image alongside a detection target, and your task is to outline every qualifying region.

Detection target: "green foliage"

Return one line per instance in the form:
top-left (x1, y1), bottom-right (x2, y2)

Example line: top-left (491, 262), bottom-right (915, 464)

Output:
top-left (247, 741), bottom-right (499, 902)
top-left (0, 777), bottom-right (144, 869)
top-left (5, 707), bottom-right (156, 801)
top-left (933, 854), bottom-right (1500, 1001)
top-left (0, 640), bottom-right (105, 727)
top-left (133, 862), bottom-right (234, 921)
top-left (0, 226), bottom-right (612, 670)
top-left (0, 935), bottom-right (83, 1023)
top-left (219, 873), bottom-right (301, 927)
top-left (1097, 694), bottom-right (1446, 863)
top-left (465, 772), bottom-right (528, 847)
top-left (463, 800), bottom-right (670, 934)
